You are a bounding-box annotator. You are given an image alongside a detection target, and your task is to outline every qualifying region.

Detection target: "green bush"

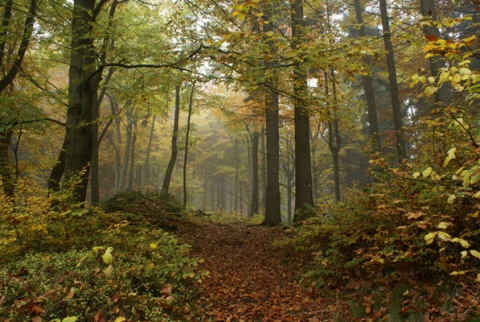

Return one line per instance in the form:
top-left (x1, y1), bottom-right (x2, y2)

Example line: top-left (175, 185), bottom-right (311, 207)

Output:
top-left (0, 228), bottom-right (206, 321)
top-left (279, 118), bottom-right (480, 289)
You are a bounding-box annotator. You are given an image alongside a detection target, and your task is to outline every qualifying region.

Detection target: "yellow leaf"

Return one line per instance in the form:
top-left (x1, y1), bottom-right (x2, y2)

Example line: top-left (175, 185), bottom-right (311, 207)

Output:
top-left (114, 317), bottom-right (126, 322)
top-left (413, 172), bottom-right (420, 178)
top-left (476, 273), bottom-right (480, 282)
top-left (437, 231), bottom-right (451, 241)
top-left (424, 232), bottom-right (437, 245)
top-left (103, 265), bottom-right (113, 276)
top-left (450, 270), bottom-right (468, 275)
top-left (447, 194), bottom-right (456, 204)
top-left (149, 243), bottom-right (158, 250)
top-left (461, 251), bottom-right (468, 258)
top-left (62, 317), bottom-right (78, 322)
top-left (422, 167), bottom-right (433, 177)
top-left (474, 191), bottom-right (480, 199)
top-left (443, 147), bottom-right (456, 167)
top-left (102, 247), bottom-right (113, 265)
top-left (438, 222), bottom-right (449, 229)
top-left (92, 246), bottom-right (104, 253)
top-left (470, 250), bottom-right (480, 259)
top-left (452, 237), bottom-right (470, 248)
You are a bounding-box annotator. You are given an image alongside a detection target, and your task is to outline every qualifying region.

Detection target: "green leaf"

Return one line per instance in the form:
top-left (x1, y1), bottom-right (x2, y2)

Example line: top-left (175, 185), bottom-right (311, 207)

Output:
top-left (63, 318), bottom-right (78, 322)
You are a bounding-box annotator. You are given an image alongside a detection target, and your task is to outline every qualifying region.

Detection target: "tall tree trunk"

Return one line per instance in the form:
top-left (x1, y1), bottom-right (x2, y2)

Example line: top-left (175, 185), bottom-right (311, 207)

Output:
top-left (249, 130), bottom-right (260, 217)
top-left (0, 0), bottom-right (38, 197)
top-left (0, 130), bottom-right (13, 197)
top-left (62, 0), bottom-right (109, 202)
top-left (234, 138), bottom-right (239, 212)
top-left (127, 121), bottom-right (137, 191)
top-left (353, 0), bottom-right (381, 152)
top-left (379, 0), bottom-right (407, 161)
top-left (183, 82), bottom-right (195, 208)
top-left (419, 0), bottom-right (451, 107)
top-left (292, 0), bottom-right (314, 223)
top-left (162, 85), bottom-right (181, 194)
top-left (262, 1), bottom-right (282, 226)
top-left (142, 115), bottom-right (156, 190)
top-left (119, 108), bottom-right (134, 191)
top-left (325, 69), bottom-right (342, 202)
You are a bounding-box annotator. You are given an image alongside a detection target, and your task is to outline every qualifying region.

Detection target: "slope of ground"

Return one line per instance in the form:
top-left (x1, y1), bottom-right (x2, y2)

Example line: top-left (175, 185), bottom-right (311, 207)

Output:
top-left (179, 223), bottom-right (343, 321)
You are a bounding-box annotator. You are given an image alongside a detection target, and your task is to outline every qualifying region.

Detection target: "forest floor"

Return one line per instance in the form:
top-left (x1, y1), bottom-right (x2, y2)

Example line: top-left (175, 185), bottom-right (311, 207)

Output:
top-left (178, 223), bottom-right (345, 321)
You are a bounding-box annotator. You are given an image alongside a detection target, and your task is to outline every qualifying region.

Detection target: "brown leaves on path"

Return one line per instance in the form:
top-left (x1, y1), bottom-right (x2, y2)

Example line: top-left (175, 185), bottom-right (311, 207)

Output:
top-left (179, 224), bottom-right (339, 321)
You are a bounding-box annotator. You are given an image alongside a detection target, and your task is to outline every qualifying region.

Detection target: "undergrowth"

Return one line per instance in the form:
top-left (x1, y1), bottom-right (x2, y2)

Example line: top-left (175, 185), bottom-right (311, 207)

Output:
top-left (0, 183), bottom-right (207, 321)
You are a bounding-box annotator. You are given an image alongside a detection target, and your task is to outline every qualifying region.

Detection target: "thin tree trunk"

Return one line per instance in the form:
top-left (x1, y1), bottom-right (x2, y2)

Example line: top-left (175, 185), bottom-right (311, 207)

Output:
top-left (353, 0), bottom-right (381, 152)
top-left (379, 0), bottom-right (407, 161)
top-left (162, 85), bottom-right (181, 194)
top-left (249, 131), bottom-right (260, 217)
top-left (0, 130), bottom-right (14, 197)
top-left (292, 0), bottom-right (314, 222)
top-left (183, 82), bottom-right (195, 208)
top-left (127, 121), bottom-right (137, 191)
top-left (419, 0), bottom-right (451, 107)
top-left (142, 115), bottom-right (156, 190)
top-left (234, 138), bottom-right (239, 212)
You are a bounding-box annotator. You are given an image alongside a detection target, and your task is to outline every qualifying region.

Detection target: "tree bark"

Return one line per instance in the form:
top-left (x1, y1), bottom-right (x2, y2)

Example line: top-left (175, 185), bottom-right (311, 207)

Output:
top-left (379, 0), bottom-right (407, 161)
top-left (183, 82), bottom-right (195, 208)
top-left (127, 121), bottom-right (137, 191)
top-left (0, 0), bottom-right (38, 197)
top-left (419, 0), bottom-right (451, 107)
top-left (162, 85), bottom-right (181, 194)
top-left (292, 0), bottom-right (314, 223)
top-left (353, 0), bottom-right (381, 152)
top-left (262, 0), bottom-right (282, 226)
top-left (142, 115), bottom-right (156, 190)
top-left (249, 130), bottom-right (260, 217)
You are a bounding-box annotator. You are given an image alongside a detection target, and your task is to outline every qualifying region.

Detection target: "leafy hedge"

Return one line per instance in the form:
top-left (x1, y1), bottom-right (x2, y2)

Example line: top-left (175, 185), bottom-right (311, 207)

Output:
top-left (0, 228), bottom-right (206, 321)
top-left (278, 111), bottom-right (480, 312)
top-left (0, 183), bottom-right (206, 321)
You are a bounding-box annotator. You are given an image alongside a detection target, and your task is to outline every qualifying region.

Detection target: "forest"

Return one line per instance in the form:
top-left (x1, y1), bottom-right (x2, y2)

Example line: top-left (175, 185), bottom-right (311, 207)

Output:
top-left (0, 0), bottom-right (479, 320)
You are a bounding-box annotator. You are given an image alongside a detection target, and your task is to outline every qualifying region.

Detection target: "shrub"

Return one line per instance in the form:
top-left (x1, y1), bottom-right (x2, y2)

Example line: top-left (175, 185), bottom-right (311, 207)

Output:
top-left (0, 229), bottom-right (206, 321)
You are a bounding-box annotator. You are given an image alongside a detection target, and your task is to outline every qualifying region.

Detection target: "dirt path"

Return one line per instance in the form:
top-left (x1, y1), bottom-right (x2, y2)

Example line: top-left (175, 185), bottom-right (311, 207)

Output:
top-left (179, 224), bottom-right (339, 321)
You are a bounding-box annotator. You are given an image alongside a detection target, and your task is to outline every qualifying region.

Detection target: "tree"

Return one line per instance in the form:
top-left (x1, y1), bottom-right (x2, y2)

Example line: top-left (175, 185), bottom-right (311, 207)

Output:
top-left (291, 0), bottom-right (314, 222)
top-left (162, 85), bottom-right (181, 194)
top-left (0, 0), bottom-right (38, 197)
top-left (379, 0), bottom-right (406, 161)
top-left (353, 0), bottom-right (381, 152)
top-left (262, 0), bottom-right (282, 226)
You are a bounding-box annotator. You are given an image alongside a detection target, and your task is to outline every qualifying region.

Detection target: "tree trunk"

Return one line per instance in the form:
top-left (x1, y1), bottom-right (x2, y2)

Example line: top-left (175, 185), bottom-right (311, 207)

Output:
top-left (379, 0), bottom-right (407, 161)
top-left (326, 69), bottom-right (342, 202)
top-left (249, 130), bottom-right (260, 217)
top-left (127, 121), bottom-right (137, 191)
top-left (292, 0), bottom-right (314, 223)
top-left (353, 0), bottom-right (381, 152)
top-left (0, 0), bottom-right (38, 197)
top-left (162, 85), bottom-right (181, 194)
top-left (62, 0), bottom-right (109, 202)
top-left (183, 82), bottom-right (195, 208)
top-left (142, 115), bottom-right (156, 190)
top-left (262, 1), bottom-right (282, 227)
top-left (0, 130), bottom-right (14, 197)
top-left (419, 0), bottom-right (451, 107)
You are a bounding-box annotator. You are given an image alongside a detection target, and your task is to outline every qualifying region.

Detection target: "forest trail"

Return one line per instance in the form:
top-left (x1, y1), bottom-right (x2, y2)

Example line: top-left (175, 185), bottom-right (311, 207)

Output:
top-left (179, 224), bottom-right (339, 321)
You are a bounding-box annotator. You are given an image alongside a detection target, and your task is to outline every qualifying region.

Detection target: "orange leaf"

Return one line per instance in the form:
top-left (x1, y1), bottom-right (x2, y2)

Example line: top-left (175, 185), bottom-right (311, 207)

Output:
top-left (425, 34), bottom-right (439, 41)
